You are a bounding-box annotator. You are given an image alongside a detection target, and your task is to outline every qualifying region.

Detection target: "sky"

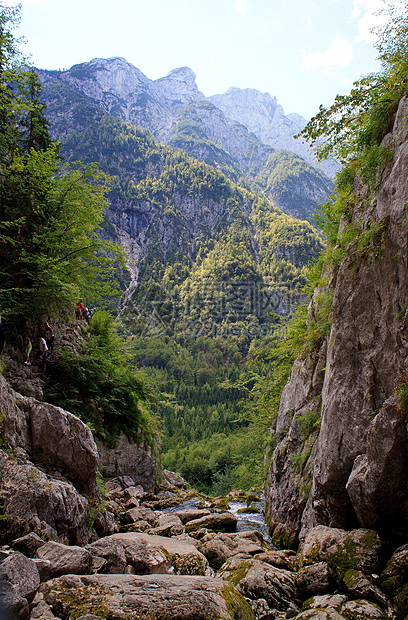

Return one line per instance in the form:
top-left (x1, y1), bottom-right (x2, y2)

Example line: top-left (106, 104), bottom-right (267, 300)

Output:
top-left (4, 0), bottom-right (387, 120)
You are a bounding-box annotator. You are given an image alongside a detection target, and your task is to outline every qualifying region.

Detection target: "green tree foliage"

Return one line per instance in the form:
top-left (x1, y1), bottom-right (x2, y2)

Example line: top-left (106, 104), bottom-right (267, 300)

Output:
top-left (298, 1), bottom-right (408, 169)
top-left (44, 311), bottom-right (160, 447)
top-left (0, 5), bottom-right (123, 328)
top-left (255, 150), bottom-right (334, 223)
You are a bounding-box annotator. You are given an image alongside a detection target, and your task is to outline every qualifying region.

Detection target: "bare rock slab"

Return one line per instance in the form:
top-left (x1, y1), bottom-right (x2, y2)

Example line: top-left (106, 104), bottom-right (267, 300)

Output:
top-left (40, 573), bottom-right (256, 620)
top-left (86, 532), bottom-right (209, 575)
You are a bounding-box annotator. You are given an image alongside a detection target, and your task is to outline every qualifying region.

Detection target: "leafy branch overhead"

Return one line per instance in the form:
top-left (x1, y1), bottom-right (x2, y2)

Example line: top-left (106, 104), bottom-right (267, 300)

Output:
top-left (298, 0), bottom-right (408, 166)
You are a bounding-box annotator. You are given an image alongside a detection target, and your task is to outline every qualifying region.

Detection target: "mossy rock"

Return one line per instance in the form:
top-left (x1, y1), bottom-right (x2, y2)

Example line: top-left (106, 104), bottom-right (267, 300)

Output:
top-left (381, 543), bottom-right (408, 595)
top-left (236, 507), bottom-right (259, 514)
top-left (326, 529), bottom-right (381, 585)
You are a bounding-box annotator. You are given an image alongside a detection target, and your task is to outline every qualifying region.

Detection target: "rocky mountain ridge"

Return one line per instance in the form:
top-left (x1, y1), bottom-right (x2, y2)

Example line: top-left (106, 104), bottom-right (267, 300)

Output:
top-left (208, 86), bottom-right (338, 177)
top-left (37, 56), bottom-right (334, 223)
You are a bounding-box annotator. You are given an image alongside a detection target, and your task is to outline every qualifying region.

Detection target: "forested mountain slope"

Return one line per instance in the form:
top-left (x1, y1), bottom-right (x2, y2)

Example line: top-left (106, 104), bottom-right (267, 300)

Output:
top-left (33, 59), bottom-right (327, 492)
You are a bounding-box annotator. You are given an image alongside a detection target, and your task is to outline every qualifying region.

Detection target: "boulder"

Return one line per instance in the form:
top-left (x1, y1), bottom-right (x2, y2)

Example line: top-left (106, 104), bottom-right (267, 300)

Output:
top-left (199, 531), bottom-right (265, 570)
top-left (185, 511), bottom-right (238, 533)
top-left (10, 532), bottom-right (45, 557)
top-left (162, 469), bottom-right (188, 489)
top-left (86, 532), bottom-right (209, 576)
top-left (36, 541), bottom-right (92, 577)
top-left (299, 526), bottom-right (381, 582)
top-left (148, 514), bottom-right (185, 537)
top-left (343, 569), bottom-right (388, 608)
top-left (174, 508), bottom-right (212, 524)
top-left (325, 529), bottom-right (381, 584)
top-left (29, 593), bottom-right (59, 619)
top-left (0, 457), bottom-right (89, 544)
top-left (23, 397), bottom-right (100, 498)
top-left (0, 551), bottom-right (41, 619)
top-left (120, 506), bottom-right (157, 526)
top-left (86, 537), bottom-right (127, 574)
top-left (296, 562), bottom-right (333, 597)
top-left (296, 594), bottom-right (387, 619)
top-left (93, 508), bottom-right (118, 537)
top-left (0, 374), bottom-right (99, 499)
top-left (381, 544), bottom-right (408, 619)
top-left (40, 573), bottom-right (256, 620)
top-left (217, 555), bottom-right (299, 612)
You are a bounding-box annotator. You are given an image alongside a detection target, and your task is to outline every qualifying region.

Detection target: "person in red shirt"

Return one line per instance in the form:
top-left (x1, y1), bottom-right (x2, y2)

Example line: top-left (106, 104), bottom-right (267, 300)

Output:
top-left (75, 299), bottom-right (84, 320)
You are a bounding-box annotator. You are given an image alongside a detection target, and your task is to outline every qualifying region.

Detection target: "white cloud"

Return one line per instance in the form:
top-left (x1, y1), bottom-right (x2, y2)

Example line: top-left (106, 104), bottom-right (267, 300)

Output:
top-left (301, 36), bottom-right (353, 73)
top-left (231, 0), bottom-right (247, 15)
top-left (350, 0), bottom-right (385, 44)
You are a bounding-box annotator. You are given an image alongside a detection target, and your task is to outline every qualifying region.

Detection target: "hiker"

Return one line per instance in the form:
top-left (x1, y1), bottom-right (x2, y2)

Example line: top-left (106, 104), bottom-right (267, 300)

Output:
top-left (35, 335), bottom-right (49, 372)
top-left (0, 316), bottom-right (4, 354)
top-left (75, 299), bottom-right (84, 320)
top-left (23, 336), bottom-right (32, 365)
top-left (44, 321), bottom-right (55, 353)
top-left (83, 307), bottom-right (92, 324)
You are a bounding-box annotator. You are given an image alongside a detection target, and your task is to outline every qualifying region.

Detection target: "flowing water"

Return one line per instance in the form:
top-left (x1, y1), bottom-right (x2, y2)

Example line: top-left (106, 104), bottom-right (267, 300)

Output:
top-left (165, 493), bottom-right (273, 545)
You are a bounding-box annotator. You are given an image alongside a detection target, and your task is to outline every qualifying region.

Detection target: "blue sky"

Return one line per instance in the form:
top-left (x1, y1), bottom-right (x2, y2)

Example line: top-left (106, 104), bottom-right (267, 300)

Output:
top-left (6, 0), bottom-right (385, 119)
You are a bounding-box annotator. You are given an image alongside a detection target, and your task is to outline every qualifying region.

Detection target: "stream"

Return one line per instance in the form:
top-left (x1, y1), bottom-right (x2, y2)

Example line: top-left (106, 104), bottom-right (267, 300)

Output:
top-left (165, 493), bottom-right (273, 545)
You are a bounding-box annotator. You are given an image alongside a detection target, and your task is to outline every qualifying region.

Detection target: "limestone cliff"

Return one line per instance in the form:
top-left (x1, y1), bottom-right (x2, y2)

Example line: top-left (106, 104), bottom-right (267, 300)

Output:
top-left (208, 87), bottom-right (339, 178)
top-left (265, 93), bottom-right (408, 546)
top-left (0, 366), bottom-right (158, 544)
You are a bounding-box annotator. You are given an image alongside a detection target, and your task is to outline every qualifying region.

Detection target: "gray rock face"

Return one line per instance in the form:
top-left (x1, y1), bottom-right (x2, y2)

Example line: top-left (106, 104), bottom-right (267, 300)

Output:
top-left (96, 433), bottom-right (157, 493)
top-left (0, 373), bottom-right (99, 498)
top-left (265, 93), bottom-right (408, 542)
top-left (209, 87), bottom-right (339, 177)
top-left (40, 573), bottom-right (255, 620)
top-left (38, 57), bottom-right (204, 144)
top-left (0, 455), bottom-right (89, 544)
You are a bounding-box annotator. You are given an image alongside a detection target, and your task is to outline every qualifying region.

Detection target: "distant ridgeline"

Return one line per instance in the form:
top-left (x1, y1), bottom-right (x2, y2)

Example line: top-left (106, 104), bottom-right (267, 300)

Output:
top-left (36, 59), bottom-right (327, 491)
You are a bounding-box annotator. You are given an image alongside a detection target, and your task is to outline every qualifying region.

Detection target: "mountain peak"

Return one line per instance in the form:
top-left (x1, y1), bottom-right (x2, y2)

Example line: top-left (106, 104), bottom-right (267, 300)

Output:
top-left (154, 66), bottom-right (204, 102)
top-left (164, 66), bottom-right (197, 84)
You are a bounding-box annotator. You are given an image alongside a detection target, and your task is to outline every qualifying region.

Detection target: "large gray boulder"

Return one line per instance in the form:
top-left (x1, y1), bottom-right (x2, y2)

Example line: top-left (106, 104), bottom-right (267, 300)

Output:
top-left (86, 532), bottom-right (209, 576)
top-left (184, 511), bottom-right (238, 534)
top-left (0, 454), bottom-right (89, 544)
top-left (0, 374), bottom-right (100, 499)
top-left (299, 526), bottom-right (381, 583)
top-left (0, 551), bottom-right (41, 620)
top-left (35, 541), bottom-right (92, 578)
top-left (296, 594), bottom-right (386, 619)
top-left (217, 554), bottom-right (299, 613)
top-left (40, 573), bottom-right (256, 620)
top-left (198, 531), bottom-right (265, 569)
